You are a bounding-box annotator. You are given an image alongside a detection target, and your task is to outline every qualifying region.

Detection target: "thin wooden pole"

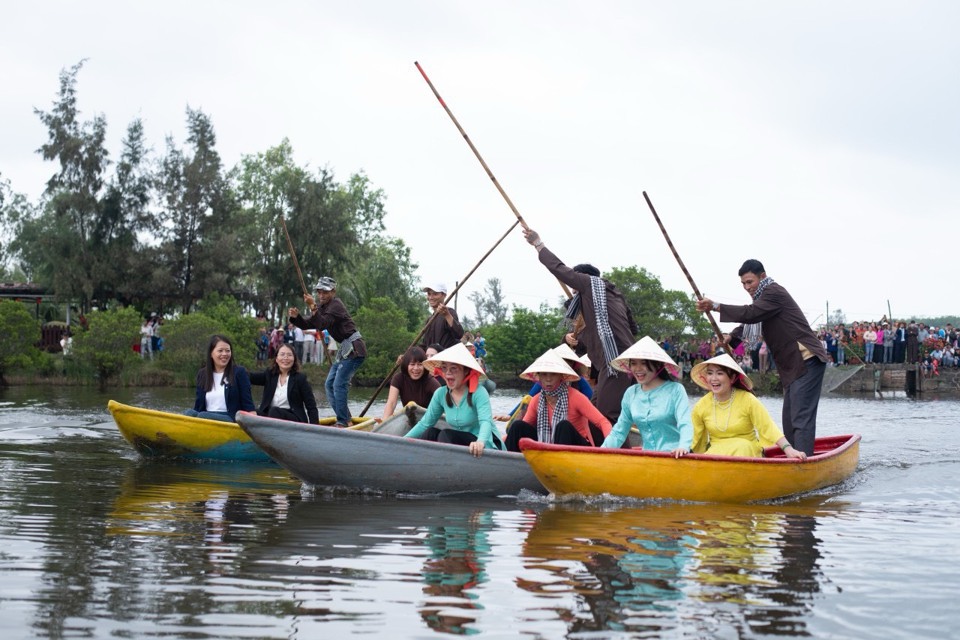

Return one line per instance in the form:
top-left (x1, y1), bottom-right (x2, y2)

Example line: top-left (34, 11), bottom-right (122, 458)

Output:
top-left (280, 215), bottom-right (309, 297)
top-left (358, 220), bottom-right (520, 417)
top-left (642, 191), bottom-right (727, 347)
top-left (414, 61), bottom-right (573, 300)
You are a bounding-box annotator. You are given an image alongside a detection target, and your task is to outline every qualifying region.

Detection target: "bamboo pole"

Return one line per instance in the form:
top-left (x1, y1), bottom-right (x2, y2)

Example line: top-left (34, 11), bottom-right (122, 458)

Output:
top-left (414, 61), bottom-right (574, 300)
top-left (642, 191), bottom-right (728, 348)
top-left (280, 215), bottom-right (309, 297)
top-left (358, 220), bottom-right (520, 417)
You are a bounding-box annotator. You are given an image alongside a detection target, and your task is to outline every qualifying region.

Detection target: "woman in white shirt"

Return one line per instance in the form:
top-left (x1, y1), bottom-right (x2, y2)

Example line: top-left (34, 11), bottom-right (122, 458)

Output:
top-left (249, 344), bottom-right (319, 424)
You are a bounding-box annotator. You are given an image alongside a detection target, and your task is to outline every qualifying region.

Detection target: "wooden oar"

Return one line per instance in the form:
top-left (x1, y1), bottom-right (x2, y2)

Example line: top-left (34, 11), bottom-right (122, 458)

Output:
top-left (642, 191), bottom-right (727, 348)
top-left (358, 220), bottom-right (520, 417)
top-left (279, 214), bottom-right (309, 297)
top-left (414, 61), bottom-right (574, 300)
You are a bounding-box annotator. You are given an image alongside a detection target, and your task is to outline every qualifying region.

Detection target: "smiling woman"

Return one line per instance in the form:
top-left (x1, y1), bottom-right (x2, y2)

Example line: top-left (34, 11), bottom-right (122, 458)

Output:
top-left (184, 334), bottom-right (256, 422)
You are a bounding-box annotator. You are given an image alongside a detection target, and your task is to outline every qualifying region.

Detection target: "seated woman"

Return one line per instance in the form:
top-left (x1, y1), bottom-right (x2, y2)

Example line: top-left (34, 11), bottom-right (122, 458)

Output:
top-left (495, 342), bottom-right (593, 422)
top-left (425, 343), bottom-right (446, 387)
top-left (249, 343), bottom-right (319, 424)
top-left (380, 346), bottom-right (441, 421)
top-left (690, 354), bottom-right (806, 459)
top-left (601, 336), bottom-right (691, 458)
top-left (504, 349), bottom-right (611, 452)
top-left (185, 334), bottom-right (255, 422)
top-left (404, 343), bottom-right (500, 458)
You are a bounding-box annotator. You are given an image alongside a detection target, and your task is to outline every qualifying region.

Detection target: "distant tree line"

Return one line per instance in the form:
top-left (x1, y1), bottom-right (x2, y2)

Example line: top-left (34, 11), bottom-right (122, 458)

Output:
top-left (0, 61), bottom-right (716, 389)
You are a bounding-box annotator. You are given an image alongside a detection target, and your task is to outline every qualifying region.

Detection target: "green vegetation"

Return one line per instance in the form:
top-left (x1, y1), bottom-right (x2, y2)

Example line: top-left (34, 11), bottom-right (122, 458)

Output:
top-left (0, 300), bottom-right (41, 386)
top-left (0, 62), bottom-right (722, 391)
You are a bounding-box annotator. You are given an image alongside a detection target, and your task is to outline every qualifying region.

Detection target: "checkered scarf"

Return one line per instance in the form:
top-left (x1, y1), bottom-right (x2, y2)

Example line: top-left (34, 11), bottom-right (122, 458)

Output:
top-left (537, 384), bottom-right (569, 444)
top-left (742, 277), bottom-right (775, 345)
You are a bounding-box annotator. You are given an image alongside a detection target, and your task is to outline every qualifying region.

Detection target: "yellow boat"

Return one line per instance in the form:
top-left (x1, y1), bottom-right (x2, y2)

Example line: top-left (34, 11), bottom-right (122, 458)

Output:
top-left (519, 434), bottom-right (860, 503)
top-left (107, 400), bottom-right (375, 461)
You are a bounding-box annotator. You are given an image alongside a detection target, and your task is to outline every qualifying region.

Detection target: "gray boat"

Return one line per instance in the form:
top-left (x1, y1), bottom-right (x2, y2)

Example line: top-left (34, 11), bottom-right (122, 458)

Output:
top-left (235, 403), bottom-right (544, 496)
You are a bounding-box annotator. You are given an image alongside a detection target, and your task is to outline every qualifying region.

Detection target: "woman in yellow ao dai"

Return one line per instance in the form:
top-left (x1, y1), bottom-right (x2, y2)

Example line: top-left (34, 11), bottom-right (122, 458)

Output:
top-left (690, 354), bottom-right (806, 459)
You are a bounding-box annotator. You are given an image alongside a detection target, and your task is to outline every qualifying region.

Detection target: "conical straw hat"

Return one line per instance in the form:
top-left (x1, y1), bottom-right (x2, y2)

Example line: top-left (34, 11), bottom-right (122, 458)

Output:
top-left (690, 353), bottom-right (753, 391)
top-left (551, 343), bottom-right (590, 369)
top-left (422, 342), bottom-right (485, 376)
top-left (520, 349), bottom-right (581, 383)
top-left (611, 336), bottom-right (681, 378)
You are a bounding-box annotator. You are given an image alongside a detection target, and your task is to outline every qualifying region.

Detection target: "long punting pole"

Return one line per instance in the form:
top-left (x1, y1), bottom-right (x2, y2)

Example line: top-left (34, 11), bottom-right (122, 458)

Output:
top-left (280, 215), bottom-right (309, 297)
top-left (642, 191), bottom-right (727, 347)
top-left (358, 219), bottom-right (520, 417)
top-left (414, 61), bottom-right (573, 300)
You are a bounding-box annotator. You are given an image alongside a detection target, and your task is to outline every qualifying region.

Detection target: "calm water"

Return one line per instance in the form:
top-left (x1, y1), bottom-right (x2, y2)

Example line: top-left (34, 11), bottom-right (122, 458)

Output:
top-left (0, 385), bottom-right (957, 639)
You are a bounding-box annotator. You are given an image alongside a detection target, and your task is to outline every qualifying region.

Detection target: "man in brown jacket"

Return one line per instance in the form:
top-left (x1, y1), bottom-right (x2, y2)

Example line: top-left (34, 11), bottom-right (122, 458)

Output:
top-left (523, 228), bottom-right (637, 424)
top-left (697, 259), bottom-right (828, 456)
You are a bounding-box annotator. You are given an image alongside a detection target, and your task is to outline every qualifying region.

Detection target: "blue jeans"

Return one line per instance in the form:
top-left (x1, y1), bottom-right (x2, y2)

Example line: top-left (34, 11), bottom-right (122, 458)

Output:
top-left (325, 356), bottom-right (365, 425)
top-left (184, 409), bottom-right (233, 422)
top-left (865, 342), bottom-right (875, 362)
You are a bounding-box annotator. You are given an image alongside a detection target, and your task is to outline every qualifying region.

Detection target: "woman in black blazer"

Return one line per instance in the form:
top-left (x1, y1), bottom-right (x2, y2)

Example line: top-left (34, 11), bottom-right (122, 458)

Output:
top-left (249, 344), bottom-right (319, 424)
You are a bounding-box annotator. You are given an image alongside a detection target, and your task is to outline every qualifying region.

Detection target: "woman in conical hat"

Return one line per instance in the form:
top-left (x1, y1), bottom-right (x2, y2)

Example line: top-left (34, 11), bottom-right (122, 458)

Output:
top-left (600, 336), bottom-right (692, 457)
top-left (690, 354), bottom-right (806, 459)
top-left (404, 343), bottom-right (500, 457)
top-left (504, 350), bottom-right (613, 452)
top-left (551, 343), bottom-right (594, 399)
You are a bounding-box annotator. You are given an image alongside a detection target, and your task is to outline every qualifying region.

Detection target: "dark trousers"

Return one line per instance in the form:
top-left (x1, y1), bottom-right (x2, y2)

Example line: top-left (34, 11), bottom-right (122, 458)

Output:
top-left (264, 407), bottom-right (304, 423)
top-left (419, 427), bottom-right (503, 450)
top-left (782, 357), bottom-right (826, 456)
top-left (504, 419), bottom-right (591, 452)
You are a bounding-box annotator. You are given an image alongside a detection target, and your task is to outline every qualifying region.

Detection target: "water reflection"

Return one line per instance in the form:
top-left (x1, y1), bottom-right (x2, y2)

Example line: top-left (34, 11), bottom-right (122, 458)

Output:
top-left (519, 499), bottom-right (842, 636)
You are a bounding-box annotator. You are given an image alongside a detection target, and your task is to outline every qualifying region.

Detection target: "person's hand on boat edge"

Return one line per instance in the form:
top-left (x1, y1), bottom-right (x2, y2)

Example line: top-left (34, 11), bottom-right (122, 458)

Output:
top-left (469, 440), bottom-right (485, 458)
top-left (777, 437), bottom-right (807, 460)
top-left (672, 447), bottom-right (689, 459)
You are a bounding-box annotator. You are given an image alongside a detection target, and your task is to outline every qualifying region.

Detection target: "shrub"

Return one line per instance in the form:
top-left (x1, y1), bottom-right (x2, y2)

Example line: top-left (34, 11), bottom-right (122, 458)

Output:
top-left (70, 306), bottom-right (141, 388)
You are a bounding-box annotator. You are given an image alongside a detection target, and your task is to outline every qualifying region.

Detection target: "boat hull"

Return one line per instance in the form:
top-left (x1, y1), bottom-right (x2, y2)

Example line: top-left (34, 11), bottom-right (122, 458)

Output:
top-left (520, 434), bottom-right (860, 503)
top-left (236, 411), bottom-right (544, 495)
top-left (107, 400), bottom-right (373, 462)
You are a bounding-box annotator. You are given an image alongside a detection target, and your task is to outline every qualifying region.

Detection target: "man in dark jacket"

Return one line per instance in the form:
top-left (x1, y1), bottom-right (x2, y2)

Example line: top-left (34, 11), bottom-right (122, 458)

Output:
top-left (289, 276), bottom-right (366, 428)
top-left (523, 228), bottom-right (638, 424)
top-left (420, 281), bottom-right (465, 350)
top-left (698, 259), bottom-right (828, 456)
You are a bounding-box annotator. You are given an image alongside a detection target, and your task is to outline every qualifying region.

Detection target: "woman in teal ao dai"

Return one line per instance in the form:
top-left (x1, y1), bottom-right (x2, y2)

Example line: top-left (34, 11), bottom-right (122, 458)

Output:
top-left (404, 343), bottom-right (500, 456)
top-left (690, 354), bottom-right (806, 459)
top-left (601, 336), bottom-right (692, 457)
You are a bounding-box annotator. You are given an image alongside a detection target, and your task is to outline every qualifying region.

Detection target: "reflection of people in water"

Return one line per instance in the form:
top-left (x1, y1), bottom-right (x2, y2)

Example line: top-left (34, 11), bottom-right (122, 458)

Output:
top-left (418, 510), bottom-right (492, 635)
top-left (520, 503), bottom-right (826, 636)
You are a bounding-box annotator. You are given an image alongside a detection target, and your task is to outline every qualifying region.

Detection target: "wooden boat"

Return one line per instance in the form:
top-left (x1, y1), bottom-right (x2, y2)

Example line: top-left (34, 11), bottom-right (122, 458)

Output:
top-left (107, 400), bottom-right (375, 461)
top-left (519, 434), bottom-right (861, 503)
top-left (235, 398), bottom-right (542, 495)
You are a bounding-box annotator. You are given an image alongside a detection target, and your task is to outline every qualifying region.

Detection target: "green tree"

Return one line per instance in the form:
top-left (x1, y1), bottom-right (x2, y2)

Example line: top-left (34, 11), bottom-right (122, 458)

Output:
top-left (0, 300), bottom-right (42, 386)
top-left (69, 306), bottom-right (141, 388)
top-left (193, 293), bottom-right (261, 367)
top-left (483, 303), bottom-right (566, 381)
top-left (157, 312), bottom-right (226, 381)
top-left (342, 236), bottom-right (422, 331)
top-left (468, 278), bottom-right (509, 327)
top-left (20, 61), bottom-right (112, 312)
top-left (352, 296), bottom-right (415, 385)
top-left (154, 108), bottom-right (240, 314)
top-left (606, 266), bottom-right (708, 340)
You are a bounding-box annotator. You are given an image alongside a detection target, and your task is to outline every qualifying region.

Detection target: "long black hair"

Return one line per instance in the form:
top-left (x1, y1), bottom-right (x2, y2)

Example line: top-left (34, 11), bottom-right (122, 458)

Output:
top-left (198, 334), bottom-right (236, 391)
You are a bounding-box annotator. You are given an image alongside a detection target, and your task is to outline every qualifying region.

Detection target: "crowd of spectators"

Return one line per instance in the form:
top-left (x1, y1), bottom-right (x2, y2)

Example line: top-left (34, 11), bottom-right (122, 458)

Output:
top-left (657, 320), bottom-right (959, 381)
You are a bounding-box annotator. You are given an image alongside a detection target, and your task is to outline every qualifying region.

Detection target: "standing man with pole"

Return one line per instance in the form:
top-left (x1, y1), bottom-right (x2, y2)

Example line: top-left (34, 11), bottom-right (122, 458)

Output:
top-left (522, 228), bottom-right (638, 424)
top-left (290, 276), bottom-right (366, 428)
top-left (420, 281), bottom-right (464, 350)
top-left (697, 260), bottom-right (828, 456)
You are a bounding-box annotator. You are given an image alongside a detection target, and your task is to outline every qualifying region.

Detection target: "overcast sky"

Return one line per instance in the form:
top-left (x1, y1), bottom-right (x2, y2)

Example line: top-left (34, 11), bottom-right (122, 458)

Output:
top-left (2, 1), bottom-right (957, 328)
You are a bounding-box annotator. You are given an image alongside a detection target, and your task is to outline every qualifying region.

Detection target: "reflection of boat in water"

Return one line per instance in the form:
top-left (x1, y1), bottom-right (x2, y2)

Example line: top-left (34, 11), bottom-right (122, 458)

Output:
top-left (521, 434), bottom-right (861, 503)
top-left (108, 400), bottom-right (373, 461)
top-left (107, 462), bottom-right (301, 536)
top-left (236, 404), bottom-right (543, 495)
top-left (521, 499), bottom-right (841, 636)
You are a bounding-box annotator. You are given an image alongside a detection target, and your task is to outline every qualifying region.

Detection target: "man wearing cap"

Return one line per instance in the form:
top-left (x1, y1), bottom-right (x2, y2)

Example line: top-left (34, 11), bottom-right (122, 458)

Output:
top-left (289, 276), bottom-right (366, 427)
top-left (421, 281), bottom-right (464, 350)
top-left (523, 228), bottom-right (638, 423)
top-left (696, 259), bottom-right (828, 456)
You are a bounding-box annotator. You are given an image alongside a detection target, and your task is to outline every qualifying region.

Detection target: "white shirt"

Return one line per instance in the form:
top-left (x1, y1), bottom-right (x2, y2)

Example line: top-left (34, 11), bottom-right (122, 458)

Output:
top-left (205, 372), bottom-right (228, 412)
top-left (271, 376), bottom-right (291, 409)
